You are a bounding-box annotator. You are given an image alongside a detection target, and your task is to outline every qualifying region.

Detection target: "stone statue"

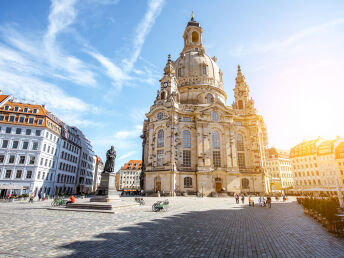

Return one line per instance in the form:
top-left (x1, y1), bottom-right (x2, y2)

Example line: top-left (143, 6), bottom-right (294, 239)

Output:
top-left (103, 146), bottom-right (116, 173)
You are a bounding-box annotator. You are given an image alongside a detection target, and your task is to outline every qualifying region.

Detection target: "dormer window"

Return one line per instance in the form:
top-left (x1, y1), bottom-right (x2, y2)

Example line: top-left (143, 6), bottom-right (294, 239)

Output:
top-left (19, 116), bottom-right (25, 123)
top-left (33, 108), bottom-right (38, 114)
top-left (14, 106), bottom-right (19, 111)
top-left (38, 119), bottom-right (43, 125)
top-left (28, 117), bottom-right (34, 124)
top-left (206, 93), bottom-right (213, 104)
top-left (163, 82), bottom-right (168, 88)
top-left (23, 107), bottom-right (28, 113)
top-left (4, 105), bottom-right (9, 111)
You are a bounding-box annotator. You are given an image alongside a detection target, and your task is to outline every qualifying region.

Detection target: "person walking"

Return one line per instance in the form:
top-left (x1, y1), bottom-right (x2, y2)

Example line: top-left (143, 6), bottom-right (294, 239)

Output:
top-left (42, 192), bottom-right (46, 201)
top-left (38, 192), bottom-right (42, 201)
top-left (235, 194), bottom-right (239, 204)
top-left (267, 195), bottom-right (272, 208)
top-left (29, 194), bottom-right (34, 204)
top-left (241, 194), bottom-right (245, 204)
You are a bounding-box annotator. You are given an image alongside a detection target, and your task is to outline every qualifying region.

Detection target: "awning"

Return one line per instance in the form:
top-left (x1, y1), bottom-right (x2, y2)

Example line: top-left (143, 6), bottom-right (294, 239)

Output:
top-left (0, 184), bottom-right (23, 190)
top-left (289, 188), bottom-right (344, 192)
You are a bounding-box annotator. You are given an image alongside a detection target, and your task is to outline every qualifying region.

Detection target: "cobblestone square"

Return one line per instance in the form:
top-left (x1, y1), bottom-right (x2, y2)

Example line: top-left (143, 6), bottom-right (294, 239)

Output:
top-left (0, 197), bottom-right (343, 257)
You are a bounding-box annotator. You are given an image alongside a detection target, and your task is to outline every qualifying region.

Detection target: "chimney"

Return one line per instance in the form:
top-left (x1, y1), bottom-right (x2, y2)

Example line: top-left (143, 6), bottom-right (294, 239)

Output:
top-left (42, 104), bottom-right (46, 108)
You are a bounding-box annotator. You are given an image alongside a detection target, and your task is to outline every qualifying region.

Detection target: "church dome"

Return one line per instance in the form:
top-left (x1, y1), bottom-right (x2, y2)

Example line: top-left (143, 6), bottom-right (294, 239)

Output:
top-left (174, 51), bottom-right (223, 90)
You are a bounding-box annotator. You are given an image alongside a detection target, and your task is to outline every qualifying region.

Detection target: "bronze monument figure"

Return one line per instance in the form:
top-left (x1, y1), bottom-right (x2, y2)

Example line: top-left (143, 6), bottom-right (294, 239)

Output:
top-left (104, 145), bottom-right (116, 173)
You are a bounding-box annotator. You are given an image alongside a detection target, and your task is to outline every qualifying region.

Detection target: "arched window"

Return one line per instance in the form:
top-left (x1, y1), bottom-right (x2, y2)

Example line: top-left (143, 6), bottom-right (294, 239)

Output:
top-left (206, 93), bottom-right (213, 104)
top-left (184, 177), bottom-right (192, 188)
top-left (237, 134), bottom-right (245, 168)
top-left (161, 91), bottom-right (166, 100)
top-left (157, 129), bottom-right (164, 148)
top-left (211, 111), bottom-right (219, 122)
top-left (202, 66), bottom-right (207, 75)
top-left (212, 131), bottom-right (220, 149)
top-left (157, 112), bottom-right (163, 120)
top-left (236, 134), bottom-right (244, 151)
top-left (192, 31), bottom-right (199, 43)
top-left (242, 178), bottom-right (249, 189)
top-left (183, 130), bottom-right (191, 148)
top-left (238, 100), bottom-right (243, 109)
top-left (178, 68), bottom-right (182, 77)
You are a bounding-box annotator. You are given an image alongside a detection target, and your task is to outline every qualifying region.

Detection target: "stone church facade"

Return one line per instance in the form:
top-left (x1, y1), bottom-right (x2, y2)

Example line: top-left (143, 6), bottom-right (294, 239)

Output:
top-left (141, 17), bottom-right (269, 196)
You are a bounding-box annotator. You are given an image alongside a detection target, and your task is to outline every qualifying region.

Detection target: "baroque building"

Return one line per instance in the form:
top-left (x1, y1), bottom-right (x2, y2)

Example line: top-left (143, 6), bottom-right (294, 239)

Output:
top-left (141, 17), bottom-right (268, 196)
top-left (0, 90), bottom-right (97, 198)
top-left (266, 147), bottom-right (294, 193)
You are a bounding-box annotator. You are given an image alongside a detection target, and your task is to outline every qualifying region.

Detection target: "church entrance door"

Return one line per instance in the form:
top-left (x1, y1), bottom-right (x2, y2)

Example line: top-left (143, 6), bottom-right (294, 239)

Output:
top-left (216, 182), bottom-right (222, 193)
top-left (155, 182), bottom-right (161, 192)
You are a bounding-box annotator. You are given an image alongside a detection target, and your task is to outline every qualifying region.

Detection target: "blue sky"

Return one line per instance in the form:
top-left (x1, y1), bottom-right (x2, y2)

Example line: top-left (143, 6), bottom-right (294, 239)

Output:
top-left (1, 0), bottom-right (344, 170)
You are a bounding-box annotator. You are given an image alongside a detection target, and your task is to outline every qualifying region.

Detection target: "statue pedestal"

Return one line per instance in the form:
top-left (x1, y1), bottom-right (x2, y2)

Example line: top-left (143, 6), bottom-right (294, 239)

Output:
top-left (90, 172), bottom-right (120, 203)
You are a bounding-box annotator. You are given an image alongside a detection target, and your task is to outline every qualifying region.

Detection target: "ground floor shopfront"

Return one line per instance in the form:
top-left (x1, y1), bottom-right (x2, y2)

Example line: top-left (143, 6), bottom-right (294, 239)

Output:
top-left (144, 170), bottom-right (268, 196)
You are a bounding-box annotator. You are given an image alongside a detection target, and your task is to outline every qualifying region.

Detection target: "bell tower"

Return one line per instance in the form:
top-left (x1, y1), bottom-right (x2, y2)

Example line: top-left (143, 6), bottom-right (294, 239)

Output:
top-left (182, 12), bottom-right (205, 54)
top-left (233, 65), bottom-right (255, 111)
top-left (155, 54), bottom-right (179, 103)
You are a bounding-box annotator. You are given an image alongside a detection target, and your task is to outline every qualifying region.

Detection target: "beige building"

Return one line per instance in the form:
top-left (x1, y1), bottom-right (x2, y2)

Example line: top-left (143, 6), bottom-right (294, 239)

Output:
top-left (118, 160), bottom-right (142, 191)
top-left (290, 137), bottom-right (344, 193)
top-left (141, 16), bottom-right (269, 196)
top-left (92, 155), bottom-right (103, 192)
top-left (266, 147), bottom-right (293, 193)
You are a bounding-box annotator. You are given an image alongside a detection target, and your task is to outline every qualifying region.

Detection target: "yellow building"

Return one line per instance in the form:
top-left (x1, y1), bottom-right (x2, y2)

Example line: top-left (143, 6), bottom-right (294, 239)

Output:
top-left (141, 16), bottom-right (269, 196)
top-left (335, 142), bottom-right (344, 187)
top-left (290, 137), bottom-right (344, 193)
top-left (266, 148), bottom-right (293, 193)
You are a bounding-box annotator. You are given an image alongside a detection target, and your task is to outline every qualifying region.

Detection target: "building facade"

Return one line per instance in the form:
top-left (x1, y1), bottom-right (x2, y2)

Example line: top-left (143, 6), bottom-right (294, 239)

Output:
top-left (266, 147), bottom-right (294, 193)
top-left (290, 137), bottom-right (344, 193)
top-left (92, 155), bottom-right (104, 192)
top-left (0, 91), bottom-right (97, 197)
top-left (141, 17), bottom-right (268, 196)
top-left (118, 160), bottom-right (142, 191)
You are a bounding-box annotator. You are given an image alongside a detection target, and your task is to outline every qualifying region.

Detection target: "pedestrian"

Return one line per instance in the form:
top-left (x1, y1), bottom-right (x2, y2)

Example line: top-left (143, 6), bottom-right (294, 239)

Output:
top-left (42, 192), bottom-right (46, 201)
top-left (29, 194), bottom-right (34, 204)
top-left (283, 194), bottom-right (287, 202)
top-left (38, 192), bottom-right (42, 201)
top-left (241, 194), bottom-right (245, 204)
top-left (248, 195), bottom-right (254, 207)
top-left (235, 194), bottom-right (239, 204)
top-left (267, 195), bottom-right (272, 208)
top-left (66, 195), bottom-right (76, 205)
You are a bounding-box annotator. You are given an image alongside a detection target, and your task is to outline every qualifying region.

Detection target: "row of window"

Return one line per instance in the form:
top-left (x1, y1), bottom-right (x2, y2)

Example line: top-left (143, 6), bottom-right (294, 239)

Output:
top-left (60, 151), bottom-right (78, 163)
top-left (3, 105), bottom-right (38, 113)
top-left (43, 143), bottom-right (55, 155)
top-left (63, 141), bottom-right (79, 154)
top-left (0, 154), bottom-right (36, 165)
top-left (59, 162), bottom-right (77, 173)
top-left (294, 171), bottom-right (320, 177)
top-left (40, 157), bottom-right (54, 168)
top-left (0, 126), bottom-right (42, 136)
top-left (56, 173), bottom-right (75, 184)
top-left (0, 115), bottom-right (43, 125)
top-left (156, 129), bottom-right (246, 168)
top-left (0, 139), bottom-right (39, 150)
top-left (1, 169), bottom-right (33, 179)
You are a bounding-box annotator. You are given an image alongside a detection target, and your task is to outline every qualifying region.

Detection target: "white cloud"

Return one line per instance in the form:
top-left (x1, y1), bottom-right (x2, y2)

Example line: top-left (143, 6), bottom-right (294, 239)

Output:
top-left (231, 18), bottom-right (344, 57)
top-left (122, 0), bottom-right (164, 72)
top-left (118, 151), bottom-right (137, 161)
top-left (88, 0), bottom-right (164, 89)
top-left (44, 0), bottom-right (77, 46)
top-left (87, 51), bottom-right (131, 88)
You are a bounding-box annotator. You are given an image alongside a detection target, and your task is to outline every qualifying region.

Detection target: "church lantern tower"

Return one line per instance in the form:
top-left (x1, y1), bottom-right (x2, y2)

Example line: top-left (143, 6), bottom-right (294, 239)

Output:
top-left (233, 65), bottom-right (256, 113)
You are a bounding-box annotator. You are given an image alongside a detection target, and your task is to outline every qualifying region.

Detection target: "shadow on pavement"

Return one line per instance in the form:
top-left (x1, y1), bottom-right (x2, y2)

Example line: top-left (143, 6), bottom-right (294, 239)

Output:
top-left (59, 202), bottom-right (344, 257)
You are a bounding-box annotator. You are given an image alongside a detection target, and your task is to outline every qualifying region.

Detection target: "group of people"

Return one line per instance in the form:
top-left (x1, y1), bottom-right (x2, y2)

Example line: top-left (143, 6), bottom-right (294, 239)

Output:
top-left (235, 194), bottom-right (273, 208)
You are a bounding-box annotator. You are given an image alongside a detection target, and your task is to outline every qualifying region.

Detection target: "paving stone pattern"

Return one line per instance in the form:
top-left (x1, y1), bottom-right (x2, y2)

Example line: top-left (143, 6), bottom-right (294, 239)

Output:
top-left (0, 197), bottom-right (343, 257)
